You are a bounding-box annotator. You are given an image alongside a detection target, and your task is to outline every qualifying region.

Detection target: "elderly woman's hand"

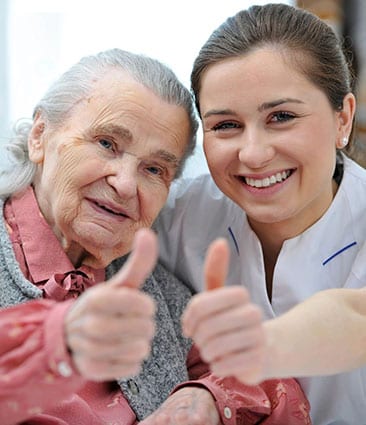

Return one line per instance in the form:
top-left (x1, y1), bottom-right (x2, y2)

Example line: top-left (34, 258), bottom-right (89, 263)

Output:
top-left (182, 239), bottom-right (266, 385)
top-left (139, 387), bottom-right (220, 425)
top-left (64, 228), bottom-right (157, 381)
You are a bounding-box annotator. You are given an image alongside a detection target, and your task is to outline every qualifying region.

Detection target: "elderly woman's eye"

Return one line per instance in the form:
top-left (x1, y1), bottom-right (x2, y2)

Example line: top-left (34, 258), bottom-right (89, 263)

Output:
top-left (146, 166), bottom-right (163, 176)
top-left (99, 139), bottom-right (114, 150)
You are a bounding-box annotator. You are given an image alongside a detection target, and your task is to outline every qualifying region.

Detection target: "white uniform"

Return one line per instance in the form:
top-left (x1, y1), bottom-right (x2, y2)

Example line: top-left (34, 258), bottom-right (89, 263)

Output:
top-left (155, 154), bottom-right (366, 425)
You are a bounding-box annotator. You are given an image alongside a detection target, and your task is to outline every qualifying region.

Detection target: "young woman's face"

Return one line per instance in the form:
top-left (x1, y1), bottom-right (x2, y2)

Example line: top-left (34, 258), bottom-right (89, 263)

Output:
top-left (28, 70), bottom-right (190, 267)
top-left (200, 48), bottom-right (353, 236)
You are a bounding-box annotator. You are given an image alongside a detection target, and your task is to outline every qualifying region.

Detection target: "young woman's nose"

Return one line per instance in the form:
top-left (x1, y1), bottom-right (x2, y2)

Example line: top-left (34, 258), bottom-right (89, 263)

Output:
top-left (238, 130), bottom-right (275, 169)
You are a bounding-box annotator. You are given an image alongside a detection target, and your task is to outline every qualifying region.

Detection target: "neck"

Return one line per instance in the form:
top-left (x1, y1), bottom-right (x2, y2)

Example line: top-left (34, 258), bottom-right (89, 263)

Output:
top-left (61, 238), bottom-right (87, 268)
top-left (249, 178), bottom-right (340, 262)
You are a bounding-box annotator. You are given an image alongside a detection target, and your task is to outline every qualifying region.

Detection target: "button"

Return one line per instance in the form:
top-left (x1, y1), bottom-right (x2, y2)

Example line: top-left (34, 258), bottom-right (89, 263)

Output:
top-left (57, 361), bottom-right (72, 377)
top-left (127, 379), bottom-right (139, 395)
top-left (223, 406), bottom-right (232, 419)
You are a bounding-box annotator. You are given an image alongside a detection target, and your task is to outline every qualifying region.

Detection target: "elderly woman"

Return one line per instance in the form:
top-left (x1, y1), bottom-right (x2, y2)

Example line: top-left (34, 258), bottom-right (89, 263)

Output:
top-left (0, 48), bottom-right (201, 424)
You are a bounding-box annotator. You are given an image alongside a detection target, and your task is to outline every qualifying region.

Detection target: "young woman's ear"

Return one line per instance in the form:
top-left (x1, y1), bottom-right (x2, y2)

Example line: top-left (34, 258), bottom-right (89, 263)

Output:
top-left (336, 93), bottom-right (356, 149)
top-left (28, 111), bottom-right (46, 164)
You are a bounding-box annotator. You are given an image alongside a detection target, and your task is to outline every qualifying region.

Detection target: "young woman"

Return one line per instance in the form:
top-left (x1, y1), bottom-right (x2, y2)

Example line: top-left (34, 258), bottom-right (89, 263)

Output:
top-left (156, 4), bottom-right (366, 424)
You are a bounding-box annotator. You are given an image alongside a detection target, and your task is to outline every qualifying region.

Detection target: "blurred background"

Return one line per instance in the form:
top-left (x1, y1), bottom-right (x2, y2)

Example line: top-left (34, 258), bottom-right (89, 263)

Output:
top-left (1, 0), bottom-right (365, 175)
top-left (297, 0), bottom-right (366, 167)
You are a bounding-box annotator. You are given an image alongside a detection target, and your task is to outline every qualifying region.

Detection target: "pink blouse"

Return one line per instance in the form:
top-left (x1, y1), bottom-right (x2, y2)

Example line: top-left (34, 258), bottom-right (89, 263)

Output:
top-left (1, 187), bottom-right (136, 425)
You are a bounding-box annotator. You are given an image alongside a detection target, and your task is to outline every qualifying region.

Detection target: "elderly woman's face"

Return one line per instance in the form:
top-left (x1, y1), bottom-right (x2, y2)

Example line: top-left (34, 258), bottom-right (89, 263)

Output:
top-left (28, 70), bottom-right (191, 268)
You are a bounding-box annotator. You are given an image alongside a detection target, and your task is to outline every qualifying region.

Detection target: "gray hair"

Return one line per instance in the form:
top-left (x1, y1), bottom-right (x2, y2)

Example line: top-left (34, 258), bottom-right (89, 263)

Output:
top-left (0, 48), bottom-right (198, 197)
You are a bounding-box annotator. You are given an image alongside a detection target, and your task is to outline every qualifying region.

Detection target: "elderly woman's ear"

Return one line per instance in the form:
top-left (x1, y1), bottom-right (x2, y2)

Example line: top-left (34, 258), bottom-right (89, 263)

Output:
top-left (28, 111), bottom-right (46, 164)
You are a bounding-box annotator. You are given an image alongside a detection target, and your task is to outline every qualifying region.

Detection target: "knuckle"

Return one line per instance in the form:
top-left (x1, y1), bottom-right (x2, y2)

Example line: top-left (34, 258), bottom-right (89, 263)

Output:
top-left (74, 356), bottom-right (97, 378)
top-left (83, 316), bottom-right (104, 336)
top-left (186, 296), bottom-right (203, 317)
top-left (147, 321), bottom-right (156, 339)
top-left (74, 337), bottom-right (97, 355)
top-left (249, 304), bottom-right (263, 320)
top-left (199, 345), bottom-right (213, 363)
top-left (230, 286), bottom-right (249, 303)
top-left (192, 322), bottom-right (208, 346)
top-left (138, 340), bottom-right (152, 358)
top-left (125, 362), bottom-right (142, 377)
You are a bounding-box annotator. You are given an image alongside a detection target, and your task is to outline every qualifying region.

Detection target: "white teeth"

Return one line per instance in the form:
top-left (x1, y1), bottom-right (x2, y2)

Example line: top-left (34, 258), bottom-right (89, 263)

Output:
top-left (262, 177), bottom-right (270, 187)
top-left (244, 170), bottom-right (291, 188)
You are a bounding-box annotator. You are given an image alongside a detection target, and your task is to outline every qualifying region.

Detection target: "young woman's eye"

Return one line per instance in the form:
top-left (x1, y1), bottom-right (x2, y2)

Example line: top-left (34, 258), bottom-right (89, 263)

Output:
top-left (212, 121), bottom-right (241, 131)
top-left (270, 111), bottom-right (295, 123)
top-left (98, 138), bottom-right (115, 151)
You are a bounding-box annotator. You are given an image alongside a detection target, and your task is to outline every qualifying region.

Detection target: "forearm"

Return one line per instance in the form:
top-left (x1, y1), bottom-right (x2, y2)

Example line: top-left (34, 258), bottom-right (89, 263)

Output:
top-left (181, 345), bottom-right (310, 424)
top-left (0, 299), bottom-right (85, 424)
top-left (264, 288), bottom-right (366, 378)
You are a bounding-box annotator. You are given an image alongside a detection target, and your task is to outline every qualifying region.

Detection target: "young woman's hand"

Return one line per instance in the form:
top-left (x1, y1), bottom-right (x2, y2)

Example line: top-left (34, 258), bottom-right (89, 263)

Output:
top-left (182, 239), bottom-right (266, 385)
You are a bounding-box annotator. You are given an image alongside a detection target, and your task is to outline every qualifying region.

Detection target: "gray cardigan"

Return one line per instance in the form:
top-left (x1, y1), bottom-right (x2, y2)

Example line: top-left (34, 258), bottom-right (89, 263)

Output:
top-left (0, 199), bottom-right (193, 421)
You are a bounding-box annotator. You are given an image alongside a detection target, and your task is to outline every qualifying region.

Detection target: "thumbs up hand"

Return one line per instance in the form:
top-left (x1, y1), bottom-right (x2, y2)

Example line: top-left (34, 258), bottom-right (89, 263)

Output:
top-left (65, 228), bottom-right (157, 381)
top-left (182, 238), bottom-right (266, 385)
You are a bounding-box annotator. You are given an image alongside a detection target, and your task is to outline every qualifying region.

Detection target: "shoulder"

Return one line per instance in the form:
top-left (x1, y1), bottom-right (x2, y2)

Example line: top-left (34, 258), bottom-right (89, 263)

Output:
top-left (164, 173), bottom-right (224, 208)
top-left (340, 155), bottom-right (366, 213)
top-left (337, 155), bottom-right (366, 268)
top-left (342, 154), bottom-right (366, 185)
top-left (0, 199), bottom-right (42, 305)
top-left (157, 173), bottom-right (240, 229)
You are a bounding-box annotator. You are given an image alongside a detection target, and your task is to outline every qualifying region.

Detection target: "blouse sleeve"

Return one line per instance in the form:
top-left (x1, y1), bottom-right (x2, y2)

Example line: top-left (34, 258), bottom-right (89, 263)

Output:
top-left (177, 345), bottom-right (311, 425)
top-left (0, 298), bottom-right (86, 425)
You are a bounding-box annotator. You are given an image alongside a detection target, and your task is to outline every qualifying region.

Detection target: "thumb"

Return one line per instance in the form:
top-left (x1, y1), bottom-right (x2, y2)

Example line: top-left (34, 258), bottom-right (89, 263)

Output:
top-left (204, 238), bottom-right (230, 291)
top-left (109, 228), bottom-right (158, 289)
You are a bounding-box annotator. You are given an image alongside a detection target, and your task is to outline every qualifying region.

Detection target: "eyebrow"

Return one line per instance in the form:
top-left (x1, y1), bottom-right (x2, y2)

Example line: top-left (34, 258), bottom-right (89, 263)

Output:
top-left (257, 98), bottom-right (304, 112)
top-left (91, 124), bottom-right (133, 143)
top-left (151, 149), bottom-right (180, 168)
top-left (203, 109), bottom-right (235, 119)
top-left (203, 98), bottom-right (305, 119)
top-left (89, 124), bottom-right (180, 167)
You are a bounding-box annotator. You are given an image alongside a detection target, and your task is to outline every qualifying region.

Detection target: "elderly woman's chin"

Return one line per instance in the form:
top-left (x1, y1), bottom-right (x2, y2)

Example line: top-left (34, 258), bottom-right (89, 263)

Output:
top-left (66, 221), bottom-right (137, 268)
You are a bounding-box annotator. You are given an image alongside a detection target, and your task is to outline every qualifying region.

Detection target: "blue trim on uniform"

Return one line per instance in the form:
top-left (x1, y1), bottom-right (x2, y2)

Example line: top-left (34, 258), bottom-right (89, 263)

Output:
top-left (322, 241), bottom-right (357, 266)
top-left (228, 226), bottom-right (240, 255)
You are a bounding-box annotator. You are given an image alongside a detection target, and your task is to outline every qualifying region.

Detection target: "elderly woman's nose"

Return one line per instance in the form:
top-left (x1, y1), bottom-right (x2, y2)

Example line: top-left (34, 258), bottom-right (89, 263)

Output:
top-left (106, 160), bottom-right (138, 198)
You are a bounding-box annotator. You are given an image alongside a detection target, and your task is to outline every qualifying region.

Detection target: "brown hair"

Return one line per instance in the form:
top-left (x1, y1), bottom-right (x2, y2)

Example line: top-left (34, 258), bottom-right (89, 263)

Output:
top-left (191, 3), bottom-right (355, 152)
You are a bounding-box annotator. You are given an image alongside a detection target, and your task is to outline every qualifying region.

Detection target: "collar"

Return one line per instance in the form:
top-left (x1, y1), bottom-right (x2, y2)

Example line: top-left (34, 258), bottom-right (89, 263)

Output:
top-left (8, 186), bottom-right (105, 284)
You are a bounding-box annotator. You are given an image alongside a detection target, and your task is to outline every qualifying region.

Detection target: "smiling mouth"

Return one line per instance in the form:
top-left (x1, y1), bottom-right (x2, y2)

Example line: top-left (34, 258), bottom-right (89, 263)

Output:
top-left (240, 169), bottom-right (294, 188)
top-left (94, 201), bottom-right (129, 218)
